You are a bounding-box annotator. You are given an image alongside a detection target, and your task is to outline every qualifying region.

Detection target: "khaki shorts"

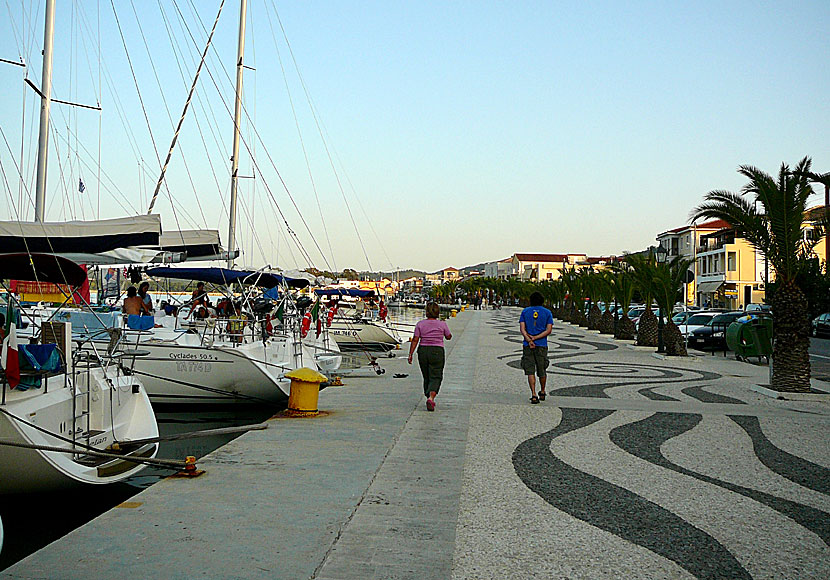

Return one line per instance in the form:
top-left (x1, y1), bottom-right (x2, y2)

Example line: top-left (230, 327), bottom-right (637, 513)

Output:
top-left (521, 345), bottom-right (549, 376)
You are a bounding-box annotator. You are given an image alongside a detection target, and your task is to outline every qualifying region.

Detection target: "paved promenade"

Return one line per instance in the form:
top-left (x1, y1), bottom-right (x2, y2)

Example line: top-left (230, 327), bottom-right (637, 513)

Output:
top-left (4, 308), bottom-right (829, 579)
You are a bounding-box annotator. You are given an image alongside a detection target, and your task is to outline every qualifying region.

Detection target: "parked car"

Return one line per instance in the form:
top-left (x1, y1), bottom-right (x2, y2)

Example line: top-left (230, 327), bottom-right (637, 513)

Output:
top-left (674, 311), bottom-right (720, 338)
top-left (745, 303), bottom-right (771, 313)
top-left (812, 313), bottom-right (830, 338)
top-left (687, 311), bottom-right (748, 350)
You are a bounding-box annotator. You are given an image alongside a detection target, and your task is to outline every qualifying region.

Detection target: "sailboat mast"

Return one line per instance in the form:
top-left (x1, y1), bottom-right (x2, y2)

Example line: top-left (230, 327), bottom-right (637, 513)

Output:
top-left (227, 0), bottom-right (247, 268)
top-left (34, 0), bottom-right (56, 222)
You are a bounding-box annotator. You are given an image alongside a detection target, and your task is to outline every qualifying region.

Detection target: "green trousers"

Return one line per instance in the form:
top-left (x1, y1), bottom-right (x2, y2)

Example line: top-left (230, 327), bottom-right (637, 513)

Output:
top-left (417, 345), bottom-right (445, 396)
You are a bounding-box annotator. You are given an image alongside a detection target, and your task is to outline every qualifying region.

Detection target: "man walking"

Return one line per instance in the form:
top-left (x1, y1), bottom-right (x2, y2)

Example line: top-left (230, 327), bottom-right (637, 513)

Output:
top-left (519, 291), bottom-right (553, 404)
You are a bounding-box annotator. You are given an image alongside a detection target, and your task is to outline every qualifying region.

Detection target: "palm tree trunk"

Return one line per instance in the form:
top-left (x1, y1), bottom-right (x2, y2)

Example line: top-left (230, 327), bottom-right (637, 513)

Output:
top-left (616, 315), bottom-right (636, 340)
top-left (636, 309), bottom-right (658, 347)
top-left (771, 280), bottom-right (811, 392)
top-left (664, 321), bottom-right (688, 356)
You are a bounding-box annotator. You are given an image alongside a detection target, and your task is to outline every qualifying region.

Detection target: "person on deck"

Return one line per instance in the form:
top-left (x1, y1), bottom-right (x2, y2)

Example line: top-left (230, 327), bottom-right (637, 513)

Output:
top-left (191, 282), bottom-right (212, 319)
top-left (408, 302), bottom-right (452, 412)
top-left (123, 286), bottom-right (143, 316)
top-left (138, 282), bottom-right (153, 315)
top-left (519, 291), bottom-right (553, 404)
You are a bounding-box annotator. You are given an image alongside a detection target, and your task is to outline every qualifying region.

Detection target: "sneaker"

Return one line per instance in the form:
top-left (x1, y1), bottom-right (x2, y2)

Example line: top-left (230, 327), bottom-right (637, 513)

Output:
top-left (426, 398), bottom-right (435, 411)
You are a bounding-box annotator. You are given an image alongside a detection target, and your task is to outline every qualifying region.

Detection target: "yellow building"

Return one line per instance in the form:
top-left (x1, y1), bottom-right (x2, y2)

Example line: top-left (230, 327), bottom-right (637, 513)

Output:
top-left (511, 253), bottom-right (588, 281)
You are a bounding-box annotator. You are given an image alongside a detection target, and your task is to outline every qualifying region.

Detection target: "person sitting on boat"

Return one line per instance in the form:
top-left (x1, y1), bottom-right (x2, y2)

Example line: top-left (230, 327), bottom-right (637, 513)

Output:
top-left (354, 297), bottom-right (365, 319)
top-left (191, 282), bottom-right (212, 320)
top-left (227, 303), bottom-right (247, 344)
top-left (138, 282), bottom-right (153, 315)
top-left (123, 286), bottom-right (143, 316)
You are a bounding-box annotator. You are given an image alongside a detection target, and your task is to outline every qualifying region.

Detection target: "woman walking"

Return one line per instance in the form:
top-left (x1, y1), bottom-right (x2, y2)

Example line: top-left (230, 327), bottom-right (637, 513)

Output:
top-left (408, 302), bottom-right (452, 411)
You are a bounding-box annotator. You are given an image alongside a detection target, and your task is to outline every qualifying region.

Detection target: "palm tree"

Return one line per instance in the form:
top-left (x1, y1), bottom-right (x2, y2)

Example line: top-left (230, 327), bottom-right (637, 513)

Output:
top-left (597, 271), bottom-right (616, 334)
top-left (652, 256), bottom-right (695, 356)
top-left (610, 263), bottom-right (636, 340)
top-left (583, 270), bottom-right (604, 330)
top-left (626, 252), bottom-right (659, 347)
top-left (691, 157), bottom-right (827, 392)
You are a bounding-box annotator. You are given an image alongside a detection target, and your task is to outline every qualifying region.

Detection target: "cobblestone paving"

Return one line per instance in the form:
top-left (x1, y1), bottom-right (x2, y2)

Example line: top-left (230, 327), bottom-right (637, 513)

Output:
top-left (453, 309), bottom-right (830, 580)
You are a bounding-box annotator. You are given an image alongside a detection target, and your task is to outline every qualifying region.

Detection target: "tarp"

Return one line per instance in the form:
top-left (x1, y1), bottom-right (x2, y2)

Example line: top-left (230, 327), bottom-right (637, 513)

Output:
top-left (0, 253), bottom-right (87, 286)
top-left (697, 280), bottom-right (724, 294)
top-left (0, 215), bottom-right (161, 254)
top-left (145, 267), bottom-right (309, 289)
top-left (315, 288), bottom-right (376, 298)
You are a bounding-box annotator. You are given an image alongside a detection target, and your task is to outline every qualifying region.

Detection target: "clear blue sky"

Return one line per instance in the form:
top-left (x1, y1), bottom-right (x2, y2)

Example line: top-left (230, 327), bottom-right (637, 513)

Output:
top-left (1, 1), bottom-right (828, 273)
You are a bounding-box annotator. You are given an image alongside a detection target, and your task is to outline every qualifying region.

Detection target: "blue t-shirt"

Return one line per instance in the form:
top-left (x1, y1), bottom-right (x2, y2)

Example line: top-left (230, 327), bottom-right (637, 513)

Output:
top-left (519, 306), bottom-right (554, 347)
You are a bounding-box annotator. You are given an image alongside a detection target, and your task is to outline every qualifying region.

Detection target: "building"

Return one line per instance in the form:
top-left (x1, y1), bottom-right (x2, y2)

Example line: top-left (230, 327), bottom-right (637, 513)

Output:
top-left (695, 228), bottom-right (766, 309)
top-left (511, 253), bottom-right (587, 281)
top-left (656, 219), bottom-right (740, 307)
top-left (484, 257), bottom-right (515, 279)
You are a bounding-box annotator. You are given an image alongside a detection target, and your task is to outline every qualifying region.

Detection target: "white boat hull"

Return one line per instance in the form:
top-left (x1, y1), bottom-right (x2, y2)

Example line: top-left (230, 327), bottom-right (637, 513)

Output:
top-left (0, 369), bottom-right (158, 495)
top-left (121, 337), bottom-right (315, 405)
top-left (328, 319), bottom-right (402, 351)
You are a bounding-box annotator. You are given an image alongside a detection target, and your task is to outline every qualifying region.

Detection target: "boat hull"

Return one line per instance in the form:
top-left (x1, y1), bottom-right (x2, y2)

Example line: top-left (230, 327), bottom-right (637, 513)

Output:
top-left (0, 370), bottom-right (158, 495)
top-left (119, 338), bottom-right (314, 405)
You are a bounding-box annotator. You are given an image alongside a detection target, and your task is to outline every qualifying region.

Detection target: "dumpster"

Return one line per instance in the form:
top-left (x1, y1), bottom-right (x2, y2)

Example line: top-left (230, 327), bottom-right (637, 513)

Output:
top-left (726, 315), bottom-right (773, 362)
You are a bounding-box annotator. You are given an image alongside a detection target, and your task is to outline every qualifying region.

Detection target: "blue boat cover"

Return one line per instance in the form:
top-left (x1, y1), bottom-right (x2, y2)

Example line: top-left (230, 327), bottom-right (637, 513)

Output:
top-left (145, 267), bottom-right (309, 289)
top-left (315, 288), bottom-right (375, 298)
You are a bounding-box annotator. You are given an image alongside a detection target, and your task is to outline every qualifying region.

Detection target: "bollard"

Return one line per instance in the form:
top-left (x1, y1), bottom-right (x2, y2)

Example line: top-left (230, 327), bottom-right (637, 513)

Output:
top-left (285, 367), bottom-right (328, 417)
top-left (451, 309), bottom-right (457, 317)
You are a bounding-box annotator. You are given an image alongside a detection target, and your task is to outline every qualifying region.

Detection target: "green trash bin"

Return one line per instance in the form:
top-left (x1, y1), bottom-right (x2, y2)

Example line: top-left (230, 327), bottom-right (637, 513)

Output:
top-left (726, 315), bottom-right (772, 361)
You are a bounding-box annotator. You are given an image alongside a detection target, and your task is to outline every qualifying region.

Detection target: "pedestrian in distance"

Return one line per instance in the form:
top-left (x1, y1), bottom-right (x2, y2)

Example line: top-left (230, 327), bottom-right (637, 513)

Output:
top-left (519, 291), bottom-right (553, 404)
top-left (408, 302), bottom-right (452, 411)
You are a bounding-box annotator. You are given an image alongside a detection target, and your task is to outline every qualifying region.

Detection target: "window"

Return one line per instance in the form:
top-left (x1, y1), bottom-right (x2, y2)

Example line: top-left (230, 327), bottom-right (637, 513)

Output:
top-left (728, 252), bottom-right (736, 272)
top-left (546, 272), bottom-right (552, 279)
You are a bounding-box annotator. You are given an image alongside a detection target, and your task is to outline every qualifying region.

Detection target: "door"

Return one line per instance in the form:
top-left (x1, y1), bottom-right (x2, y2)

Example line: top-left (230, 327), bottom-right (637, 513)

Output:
top-left (744, 285), bottom-right (752, 308)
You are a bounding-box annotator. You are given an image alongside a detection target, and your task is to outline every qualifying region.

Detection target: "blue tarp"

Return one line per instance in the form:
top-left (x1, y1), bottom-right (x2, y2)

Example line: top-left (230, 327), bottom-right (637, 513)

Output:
top-left (315, 288), bottom-right (375, 298)
top-left (145, 267), bottom-right (309, 289)
top-left (16, 343), bottom-right (61, 390)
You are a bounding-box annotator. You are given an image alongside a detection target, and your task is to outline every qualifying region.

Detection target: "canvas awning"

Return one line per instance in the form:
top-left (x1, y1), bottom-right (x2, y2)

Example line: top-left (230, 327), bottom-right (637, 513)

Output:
top-left (696, 280), bottom-right (724, 294)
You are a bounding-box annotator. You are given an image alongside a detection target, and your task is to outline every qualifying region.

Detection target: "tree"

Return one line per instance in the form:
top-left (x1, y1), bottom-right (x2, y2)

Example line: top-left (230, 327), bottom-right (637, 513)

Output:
top-left (626, 252), bottom-right (659, 347)
top-left (609, 263), bottom-right (636, 340)
top-left (691, 157), bottom-right (828, 392)
top-left (652, 256), bottom-right (695, 356)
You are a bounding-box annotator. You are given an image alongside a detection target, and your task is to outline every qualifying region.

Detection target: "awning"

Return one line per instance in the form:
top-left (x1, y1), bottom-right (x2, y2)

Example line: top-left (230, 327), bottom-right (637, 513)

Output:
top-left (696, 280), bottom-right (724, 294)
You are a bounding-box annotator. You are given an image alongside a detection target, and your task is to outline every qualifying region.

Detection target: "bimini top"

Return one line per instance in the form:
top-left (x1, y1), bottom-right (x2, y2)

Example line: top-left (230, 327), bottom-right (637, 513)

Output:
top-left (145, 267), bottom-right (310, 289)
top-left (0, 253), bottom-right (87, 287)
top-left (315, 288), bottom-right (376, 298)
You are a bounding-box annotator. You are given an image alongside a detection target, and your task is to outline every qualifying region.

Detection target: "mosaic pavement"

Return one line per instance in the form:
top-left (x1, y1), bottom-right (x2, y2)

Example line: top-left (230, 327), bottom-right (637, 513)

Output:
top-left (452, 309), bottom-right (830, 579)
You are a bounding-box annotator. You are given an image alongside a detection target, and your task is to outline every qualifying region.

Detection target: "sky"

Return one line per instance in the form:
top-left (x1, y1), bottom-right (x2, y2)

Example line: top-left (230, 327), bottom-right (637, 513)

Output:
top-left (1, 0), bottom-right (828, 274)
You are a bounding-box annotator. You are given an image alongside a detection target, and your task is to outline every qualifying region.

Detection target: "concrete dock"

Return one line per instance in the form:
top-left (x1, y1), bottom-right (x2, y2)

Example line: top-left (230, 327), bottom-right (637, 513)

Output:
top-left (3, 308), bottom-right (830, 579)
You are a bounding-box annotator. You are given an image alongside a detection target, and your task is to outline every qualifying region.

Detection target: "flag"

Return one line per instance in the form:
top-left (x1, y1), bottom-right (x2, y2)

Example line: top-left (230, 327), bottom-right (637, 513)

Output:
top-left (311, 299), bottom-right (322, 337)
top-left (78, 177), bottom-right (86, 193)
top-left (275, 302), bottom-right (284, 322)
top-left (1, 303), bottom-right (20, 389)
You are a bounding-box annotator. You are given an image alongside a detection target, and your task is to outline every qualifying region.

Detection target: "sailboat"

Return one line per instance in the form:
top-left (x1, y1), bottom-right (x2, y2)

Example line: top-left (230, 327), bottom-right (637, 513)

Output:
top-left (0, 253), bottom-right (159, 494)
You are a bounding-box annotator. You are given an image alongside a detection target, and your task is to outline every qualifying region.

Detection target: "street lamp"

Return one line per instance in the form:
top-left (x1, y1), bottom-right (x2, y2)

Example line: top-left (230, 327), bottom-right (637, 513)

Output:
top-left (654, 245), bottom-right (669, 353)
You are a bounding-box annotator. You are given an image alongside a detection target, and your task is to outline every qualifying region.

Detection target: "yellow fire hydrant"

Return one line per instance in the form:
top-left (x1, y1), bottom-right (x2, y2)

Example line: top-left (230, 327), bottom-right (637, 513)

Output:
top-left (451, 309), bottom-right (457, 317)
top-left (285, 367), bottom-right (328, 417)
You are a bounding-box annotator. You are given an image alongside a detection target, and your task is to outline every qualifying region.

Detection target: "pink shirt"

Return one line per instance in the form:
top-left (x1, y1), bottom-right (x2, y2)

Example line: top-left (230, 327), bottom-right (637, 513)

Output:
top-left (414, 318), bottom-right (452, 347)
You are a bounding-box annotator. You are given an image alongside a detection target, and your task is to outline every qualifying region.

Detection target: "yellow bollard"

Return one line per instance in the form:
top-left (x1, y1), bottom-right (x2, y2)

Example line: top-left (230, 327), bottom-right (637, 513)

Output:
top-left (451, 309), bottom-right (457, 317)
top-left (284, 367), bottom-right (328, 417)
